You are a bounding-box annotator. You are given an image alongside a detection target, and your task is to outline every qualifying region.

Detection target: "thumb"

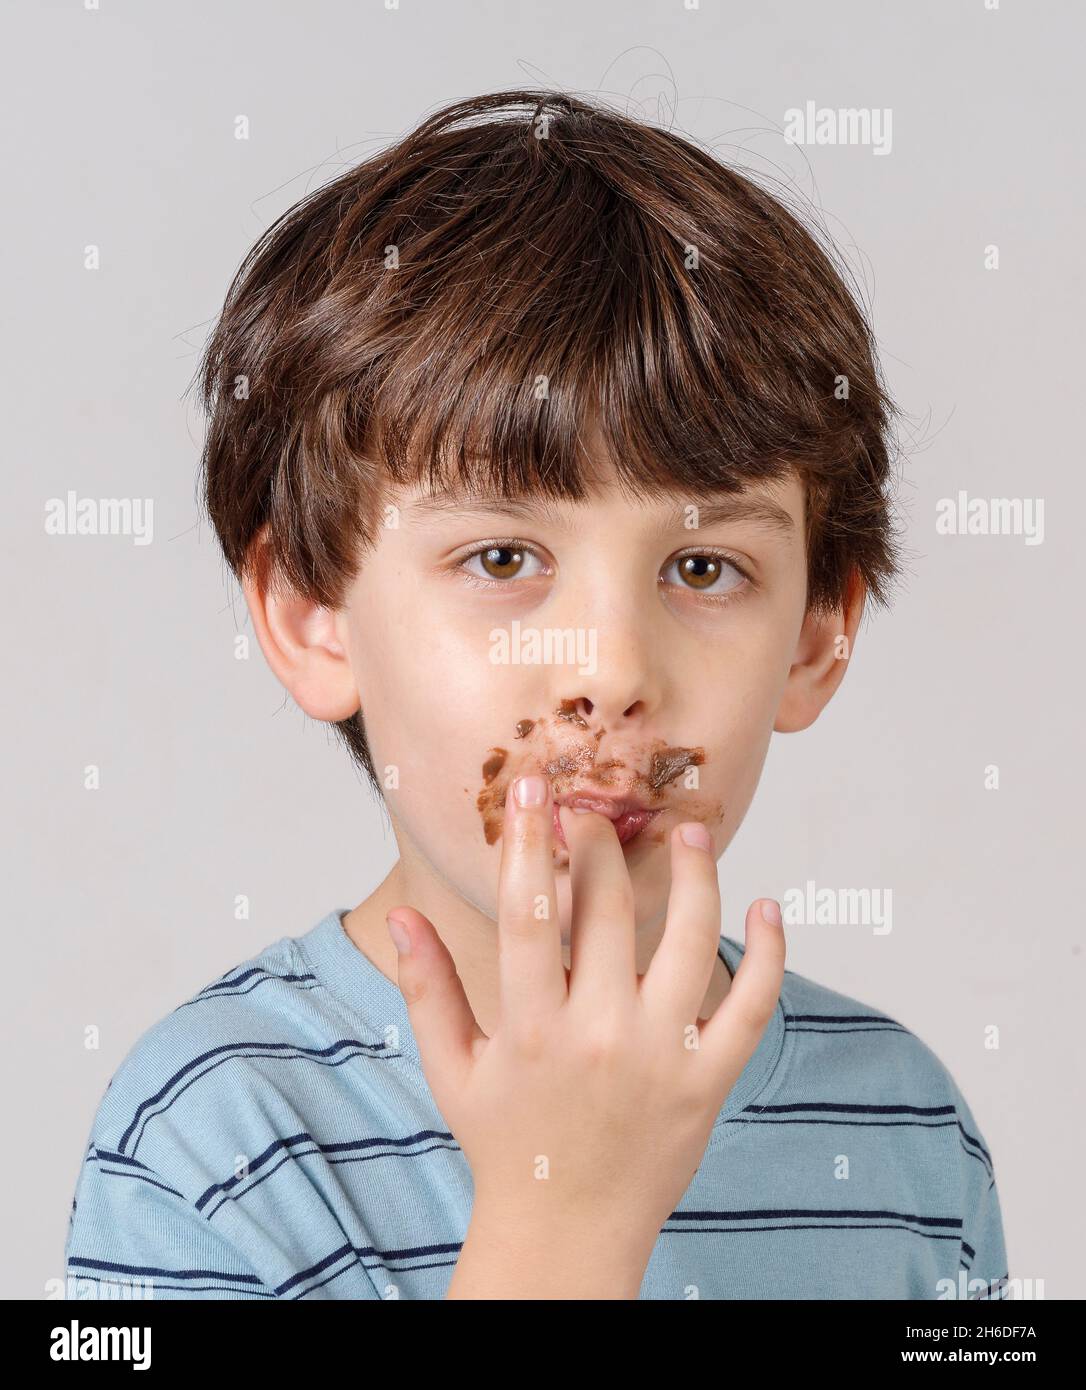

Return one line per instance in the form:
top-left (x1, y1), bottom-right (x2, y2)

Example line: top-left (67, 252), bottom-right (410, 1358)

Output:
top-left (385, 907), bottom-right (486, 1096)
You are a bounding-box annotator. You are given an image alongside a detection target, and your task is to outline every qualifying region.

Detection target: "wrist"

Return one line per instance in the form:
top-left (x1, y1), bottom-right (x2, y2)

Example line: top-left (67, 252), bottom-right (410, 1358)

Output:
top-left (449, 1190), bottom-right (657, 1300)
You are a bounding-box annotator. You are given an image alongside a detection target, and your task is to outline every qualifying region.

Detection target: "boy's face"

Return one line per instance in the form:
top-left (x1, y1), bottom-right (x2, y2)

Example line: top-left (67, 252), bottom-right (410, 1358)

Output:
top-left (323, 457), bottom-right (856, 939)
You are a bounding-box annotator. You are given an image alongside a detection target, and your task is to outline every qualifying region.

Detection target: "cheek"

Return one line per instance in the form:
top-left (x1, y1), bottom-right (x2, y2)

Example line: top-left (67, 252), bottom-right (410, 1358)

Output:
top-left (361, 684), bottom-right (500, 828)
top-left (696, 657), bottom-right (783, 847)
top-left (345, 577), bottom-right (500, 763)
top-left (335, 594), bottom-right (492, 834)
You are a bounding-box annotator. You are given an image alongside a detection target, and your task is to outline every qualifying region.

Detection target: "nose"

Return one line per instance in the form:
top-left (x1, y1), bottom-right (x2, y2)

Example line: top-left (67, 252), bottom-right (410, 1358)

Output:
top-left (555, 691), bottom-right (652, 731)
top-left (545, 624), bottom-right (664, 733)
top-left (537, 555), bottom-right (666, 732)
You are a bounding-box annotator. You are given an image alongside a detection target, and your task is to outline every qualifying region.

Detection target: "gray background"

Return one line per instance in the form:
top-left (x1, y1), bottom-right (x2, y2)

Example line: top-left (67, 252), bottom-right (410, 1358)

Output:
top-left (4, 0), bottom-right (1082, 1299)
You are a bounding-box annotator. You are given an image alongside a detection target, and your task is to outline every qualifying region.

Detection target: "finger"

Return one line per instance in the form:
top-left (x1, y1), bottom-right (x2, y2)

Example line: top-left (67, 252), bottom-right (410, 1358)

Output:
top-left (385, 905), bottom-right (487, 1096)
top-left (496, 775), bottom-right (566, 1038)
top-left (696, 899), bottom-right (786, 1090)
top-left (559, 804), bottom-right (638, 1014)
top-left (638, 821), bottom-right (722, 1028)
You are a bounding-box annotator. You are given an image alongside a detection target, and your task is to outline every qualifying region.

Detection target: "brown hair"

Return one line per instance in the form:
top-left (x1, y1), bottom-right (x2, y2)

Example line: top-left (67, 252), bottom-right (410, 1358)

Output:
top-left (193, 88), bottom-right (904, 791)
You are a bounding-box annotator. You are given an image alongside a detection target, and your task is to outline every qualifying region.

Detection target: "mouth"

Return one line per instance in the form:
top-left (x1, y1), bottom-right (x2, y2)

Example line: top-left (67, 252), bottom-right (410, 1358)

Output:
top-left (551, 790), bottom-right (662, 850)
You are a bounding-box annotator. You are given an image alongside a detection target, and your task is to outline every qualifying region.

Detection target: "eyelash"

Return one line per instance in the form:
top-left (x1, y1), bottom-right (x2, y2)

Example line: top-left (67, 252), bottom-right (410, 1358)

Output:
top-left (454, 538), bottom-right (755, 601)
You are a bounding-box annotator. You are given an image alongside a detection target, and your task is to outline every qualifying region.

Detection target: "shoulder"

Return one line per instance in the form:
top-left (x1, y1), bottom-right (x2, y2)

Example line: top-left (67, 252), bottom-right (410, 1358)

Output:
top-left (735, 946), bottom-right (1009, 1290)
top-left (777, 957), bottom-right (964, 1096)
top-left (84, 925), bottom-right (380, 1184)
top-left (769, 953), bottom-right (1000, 1183)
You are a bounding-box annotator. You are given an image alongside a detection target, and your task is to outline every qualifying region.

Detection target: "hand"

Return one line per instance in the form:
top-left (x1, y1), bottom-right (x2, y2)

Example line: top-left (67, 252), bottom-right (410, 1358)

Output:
top-left (384, 774), bottom-right (785, 1293)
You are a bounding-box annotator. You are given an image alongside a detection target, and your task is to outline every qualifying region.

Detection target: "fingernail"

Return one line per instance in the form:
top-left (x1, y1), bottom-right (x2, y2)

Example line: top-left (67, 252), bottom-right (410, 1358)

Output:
top-left (679, 822), bottom-right (712, 851)
top-left (514, 775), bottom-right (548, 808)
top-left (760, 899), bottom-right (782, 926)
top-left (386, 914), bottom-right (411, 954)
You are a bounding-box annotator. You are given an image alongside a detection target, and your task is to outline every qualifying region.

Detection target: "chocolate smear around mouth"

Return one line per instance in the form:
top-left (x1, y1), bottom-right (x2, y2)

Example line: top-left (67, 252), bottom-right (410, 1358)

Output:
top-left (475, 716), bottom-right (710, 849)
top-left (476, 748), bottom-right (509, 845)
top-left (481, 748), bottom-right (507, 784)
top-left (541, 745), bottom-right (600, 780)
top-left (647, 746), bottom-right (706, 794)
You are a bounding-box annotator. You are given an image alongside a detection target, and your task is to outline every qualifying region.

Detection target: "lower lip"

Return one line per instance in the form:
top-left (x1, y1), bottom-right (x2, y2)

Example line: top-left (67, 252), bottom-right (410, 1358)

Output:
top-left (552, 804), bottom-right (659, 850)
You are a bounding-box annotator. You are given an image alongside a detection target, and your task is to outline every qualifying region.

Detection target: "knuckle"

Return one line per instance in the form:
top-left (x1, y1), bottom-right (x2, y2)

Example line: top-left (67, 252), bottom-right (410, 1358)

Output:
top-left (590, 884), bottom-right (635, 922)
top-left (670, 918), bottom-right (723, 963)
top-left (499, 910), bottom-right (539, 942)
top-left (506, 814), bottom-right (549, 857)
top-left (511, 1018), bottom-right (548, 1062)
top-left (576, 1015), bottom-right (625, 1064)
top-left (582, 1034), bottom-right (620, 1067)
top-left (398, 972), bottom-right (430, 1008)
top-left (673, 872), bottom-right (721, 921)
top-left (734, 994), bottom-right (775, 1035)
top-left (399, 956), bottom-right (459, 1009)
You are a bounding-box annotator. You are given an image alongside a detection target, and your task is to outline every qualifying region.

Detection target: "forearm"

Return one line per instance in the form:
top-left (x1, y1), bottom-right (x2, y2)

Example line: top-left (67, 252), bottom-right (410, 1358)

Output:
top-left (446, 1197), bottom-right (655, 1300)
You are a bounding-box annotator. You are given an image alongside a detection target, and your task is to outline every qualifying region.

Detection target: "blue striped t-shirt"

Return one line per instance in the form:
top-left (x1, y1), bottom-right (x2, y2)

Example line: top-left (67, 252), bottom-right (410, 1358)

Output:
top-left (63, 908), bottom-right (1009, 1299)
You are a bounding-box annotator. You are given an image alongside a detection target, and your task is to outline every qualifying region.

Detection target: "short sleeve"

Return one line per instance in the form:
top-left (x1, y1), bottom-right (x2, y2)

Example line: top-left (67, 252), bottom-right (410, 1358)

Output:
top-left (64, 1140), bottom-right (277, 1300)
top-left (951, 1078), bottom-right (1010, 1301)
top-left (961, 1172), bottom-right (1010, 1300)
top-left (64, 999), bottom-right (388, 1302)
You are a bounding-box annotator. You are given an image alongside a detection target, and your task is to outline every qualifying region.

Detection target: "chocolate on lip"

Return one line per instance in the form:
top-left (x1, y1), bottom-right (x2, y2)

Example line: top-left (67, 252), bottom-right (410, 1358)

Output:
top-left (475, 708), bottom-right (712, 848)
top-left (553, 789), bottom-right (652, 819)
top-left (551, 794), bottom-right (662, 850)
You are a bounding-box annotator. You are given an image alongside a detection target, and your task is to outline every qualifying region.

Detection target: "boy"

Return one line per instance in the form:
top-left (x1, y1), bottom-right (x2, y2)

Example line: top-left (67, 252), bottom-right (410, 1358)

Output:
top-left (63, 89), bottom-right (1008, 1300)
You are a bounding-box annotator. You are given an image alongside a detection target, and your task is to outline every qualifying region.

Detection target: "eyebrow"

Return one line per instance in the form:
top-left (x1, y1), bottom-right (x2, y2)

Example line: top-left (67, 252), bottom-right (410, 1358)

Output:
top-left (404, 492), bottom-right (797, 539)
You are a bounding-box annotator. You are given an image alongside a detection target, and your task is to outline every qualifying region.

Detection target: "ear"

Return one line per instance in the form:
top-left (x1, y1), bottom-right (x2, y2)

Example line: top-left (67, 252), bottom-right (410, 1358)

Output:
top-left (774, 568), bottom-right (866, 734)
top-left (240, 530), bottom-right (360, 722)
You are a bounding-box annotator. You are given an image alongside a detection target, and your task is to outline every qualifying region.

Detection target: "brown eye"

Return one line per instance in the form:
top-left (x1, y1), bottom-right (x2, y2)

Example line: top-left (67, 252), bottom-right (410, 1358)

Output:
top-left (663, 551), bottom-right (747, 597)
top-left (479, 546), bottom-right (524, 578)
top-left (678, 555), bottom-right (722, 589)
top-left (460, 541), bottom-right (547, 584)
